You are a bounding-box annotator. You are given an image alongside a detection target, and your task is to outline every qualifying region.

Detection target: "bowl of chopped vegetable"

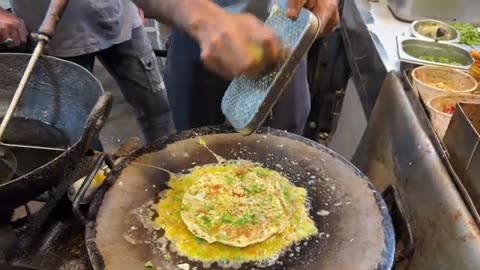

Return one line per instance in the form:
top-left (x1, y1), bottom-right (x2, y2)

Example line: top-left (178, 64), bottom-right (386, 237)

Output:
top-left (411, 20), bottom-right (460, 43)
top-left (413, 65), bottom-right (478, 102)
top-left (427, 94), bottom-right (480, 138)
top-left (451, 22), bottom-right (480, 47)
top-left (398, 38), bottom-right (474, 70)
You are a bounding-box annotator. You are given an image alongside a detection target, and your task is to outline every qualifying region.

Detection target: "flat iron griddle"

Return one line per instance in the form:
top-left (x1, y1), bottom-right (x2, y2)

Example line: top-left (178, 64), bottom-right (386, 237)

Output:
top-left (86, 127), bottom-right (394, 270)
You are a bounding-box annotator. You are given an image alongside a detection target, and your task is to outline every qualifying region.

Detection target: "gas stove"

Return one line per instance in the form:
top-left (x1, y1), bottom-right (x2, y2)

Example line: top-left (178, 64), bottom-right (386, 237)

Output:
top-left (0, 155), bottom-right (96, 270)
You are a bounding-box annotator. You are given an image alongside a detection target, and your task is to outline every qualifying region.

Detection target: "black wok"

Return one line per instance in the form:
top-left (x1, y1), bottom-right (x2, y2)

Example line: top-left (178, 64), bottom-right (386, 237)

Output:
top-left (0, 53), bottom-right (113, 213)
top-left (84, 127), bottom-right (395, 270)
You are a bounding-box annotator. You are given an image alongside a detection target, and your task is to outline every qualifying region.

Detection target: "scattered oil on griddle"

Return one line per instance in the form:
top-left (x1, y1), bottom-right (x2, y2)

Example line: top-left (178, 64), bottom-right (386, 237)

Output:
top-left (0, 117), bottom-right (68, 181)
top-left (149, 161), bottom-right (320, 269)
top-left (123, 134), bottom-right (343, 270)
top-left (197, 137), bottom-right (226, 164)
top-left (125, 171), bottom-right (320, 269)
top-left (131, 161), bottom-right (174, 176)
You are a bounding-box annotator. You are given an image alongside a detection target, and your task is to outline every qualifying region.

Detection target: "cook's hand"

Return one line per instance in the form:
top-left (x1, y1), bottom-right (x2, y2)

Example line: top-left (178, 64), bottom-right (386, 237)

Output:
top-left (195, 12), bottom-right (281, 79)
top-left (287, 0), bottom-right (340, 35)
top-left (0, 9), bottom-right (28, 47)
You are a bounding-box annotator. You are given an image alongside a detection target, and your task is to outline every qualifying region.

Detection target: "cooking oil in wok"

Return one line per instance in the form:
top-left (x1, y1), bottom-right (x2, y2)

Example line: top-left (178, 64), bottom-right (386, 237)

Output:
top-left (0, 117), bottom-right (68, 182)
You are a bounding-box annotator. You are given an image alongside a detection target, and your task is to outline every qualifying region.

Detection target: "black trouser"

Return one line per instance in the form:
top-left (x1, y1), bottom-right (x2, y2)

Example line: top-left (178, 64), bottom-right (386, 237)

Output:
top-left (64, 27), bottom-right (174, 150)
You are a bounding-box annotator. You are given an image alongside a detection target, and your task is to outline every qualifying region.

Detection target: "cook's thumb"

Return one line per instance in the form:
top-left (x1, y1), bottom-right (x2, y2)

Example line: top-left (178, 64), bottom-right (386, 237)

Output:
top-left (286, 0), bottom-right (303, 19)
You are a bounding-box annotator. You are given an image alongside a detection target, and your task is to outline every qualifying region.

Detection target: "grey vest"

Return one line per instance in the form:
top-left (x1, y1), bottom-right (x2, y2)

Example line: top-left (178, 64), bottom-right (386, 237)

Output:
top-left (10, 0), bottom-right (141, 57)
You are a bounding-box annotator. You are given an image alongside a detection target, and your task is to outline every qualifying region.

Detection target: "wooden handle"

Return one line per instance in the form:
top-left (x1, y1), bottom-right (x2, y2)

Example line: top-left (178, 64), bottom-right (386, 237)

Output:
top-left (38, 0), bottom-right (70, 37)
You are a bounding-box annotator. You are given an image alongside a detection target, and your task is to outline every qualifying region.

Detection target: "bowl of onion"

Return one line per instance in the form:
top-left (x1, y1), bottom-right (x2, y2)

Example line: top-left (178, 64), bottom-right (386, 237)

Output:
top-left (413, 65), bottom-right (478, 102)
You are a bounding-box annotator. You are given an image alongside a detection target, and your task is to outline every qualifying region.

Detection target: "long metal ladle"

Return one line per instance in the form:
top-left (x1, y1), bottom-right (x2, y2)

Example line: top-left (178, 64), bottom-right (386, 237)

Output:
top-left (0, 0), bottom-right (70, 153)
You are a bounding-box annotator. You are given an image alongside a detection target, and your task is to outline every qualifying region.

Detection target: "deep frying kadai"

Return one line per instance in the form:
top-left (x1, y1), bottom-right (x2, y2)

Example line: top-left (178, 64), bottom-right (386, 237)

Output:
top-left (0, 0), bottom-right (70, 184)
top-left (0, 53), bottom-right (113, 213)
top-left (84, 127), bottom-right (395, 270)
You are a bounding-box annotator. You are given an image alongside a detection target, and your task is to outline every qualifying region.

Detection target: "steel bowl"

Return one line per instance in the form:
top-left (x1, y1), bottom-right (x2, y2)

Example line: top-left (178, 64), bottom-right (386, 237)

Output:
top-left (427, 94), bottom-right (480, 138)
top-left (412, 65), bottom-right (478, 102)
top-left (410, 20), bottom-right (460, 43)
top-left (397, 37), bottom-right (474, 71)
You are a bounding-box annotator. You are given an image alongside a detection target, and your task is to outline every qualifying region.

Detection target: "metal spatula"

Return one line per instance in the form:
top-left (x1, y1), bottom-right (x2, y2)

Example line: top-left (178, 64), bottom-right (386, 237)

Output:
top-left (221, 1), bottom-right (321, 135)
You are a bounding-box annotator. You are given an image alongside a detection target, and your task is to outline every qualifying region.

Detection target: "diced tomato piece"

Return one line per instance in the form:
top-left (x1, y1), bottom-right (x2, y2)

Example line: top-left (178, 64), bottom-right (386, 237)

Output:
top-left (443, 104), bottom-right (455, 115)
top-left (211, 184), bottom-right (222, 191)
top-left (235, 167), bottom-right (247, 176)
top-left (233, 191), bottom-right (244, 197)
top-left (470, 50), bottom-right (480, 61)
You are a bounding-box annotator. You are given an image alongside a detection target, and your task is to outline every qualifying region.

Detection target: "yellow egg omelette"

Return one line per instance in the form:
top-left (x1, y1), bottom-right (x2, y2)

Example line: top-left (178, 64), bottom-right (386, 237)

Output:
top-left (154, 160), bottom-right (318, 264)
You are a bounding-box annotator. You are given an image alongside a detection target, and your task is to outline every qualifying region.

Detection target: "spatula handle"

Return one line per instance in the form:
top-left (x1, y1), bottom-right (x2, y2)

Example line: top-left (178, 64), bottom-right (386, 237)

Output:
top-left (38, 0), bottom-right (70, 38)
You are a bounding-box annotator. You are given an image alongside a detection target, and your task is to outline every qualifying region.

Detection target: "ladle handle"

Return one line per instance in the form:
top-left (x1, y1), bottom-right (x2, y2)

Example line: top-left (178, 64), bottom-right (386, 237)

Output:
top-left (72, 153), bottom-right (115, 223)
top-left (38, 0), bottom-right (70, 38)
top-left (78, 93), bottom-right (114, 156)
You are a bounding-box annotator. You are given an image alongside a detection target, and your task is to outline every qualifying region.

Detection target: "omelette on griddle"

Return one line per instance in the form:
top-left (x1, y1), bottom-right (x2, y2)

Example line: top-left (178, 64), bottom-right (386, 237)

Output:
top-left (155, 161), bottom-right (318, 264)
top-left (181, 164), bottom-right (291, 247)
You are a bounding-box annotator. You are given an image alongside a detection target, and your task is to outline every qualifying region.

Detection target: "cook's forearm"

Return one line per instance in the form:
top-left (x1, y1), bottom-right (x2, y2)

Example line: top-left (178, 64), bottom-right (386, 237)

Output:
top-left (132, 0), bottom-right (226, 41)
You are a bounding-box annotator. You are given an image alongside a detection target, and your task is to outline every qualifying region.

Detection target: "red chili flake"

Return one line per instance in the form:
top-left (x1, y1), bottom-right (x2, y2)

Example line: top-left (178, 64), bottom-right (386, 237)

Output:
top-left (235, 168), bottom-right (247, 176)
top-left (443, 104), bottom-right (455, 115)
top-left (211, 184), bottom-right (222, 191)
